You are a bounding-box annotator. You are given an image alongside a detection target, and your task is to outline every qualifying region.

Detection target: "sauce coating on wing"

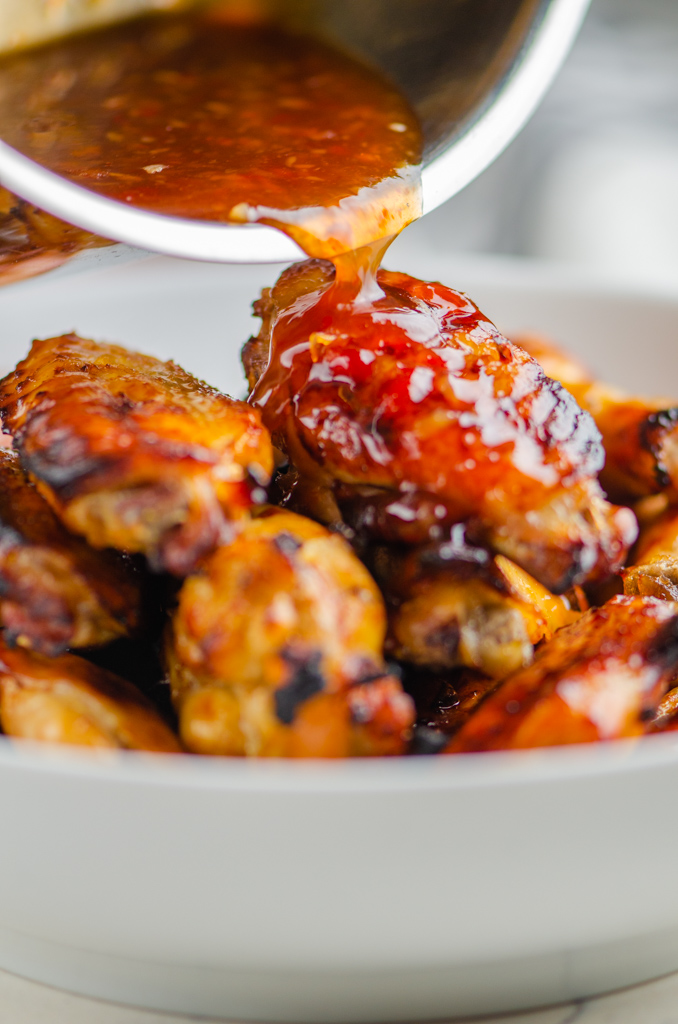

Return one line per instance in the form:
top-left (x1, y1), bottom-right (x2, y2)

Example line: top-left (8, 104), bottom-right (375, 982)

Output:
top-left (245, 259), bottom-right (637, 592)
top-left (0, 446), bottom-right (142, 654)
top-left (448, 595), bottom-right (678, 752)
top-left (0, 334), bottom-right (273, 574)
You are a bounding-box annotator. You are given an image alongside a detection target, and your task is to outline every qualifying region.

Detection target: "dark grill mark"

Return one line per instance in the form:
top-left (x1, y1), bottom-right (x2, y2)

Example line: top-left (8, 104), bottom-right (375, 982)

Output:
top-left (274, 650), bottom-right (325, 724)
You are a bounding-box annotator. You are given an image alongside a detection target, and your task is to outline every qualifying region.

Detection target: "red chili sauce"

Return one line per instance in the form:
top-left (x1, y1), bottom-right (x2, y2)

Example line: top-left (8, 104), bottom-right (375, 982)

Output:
top-left (0, 9), bottom-right (422, 260)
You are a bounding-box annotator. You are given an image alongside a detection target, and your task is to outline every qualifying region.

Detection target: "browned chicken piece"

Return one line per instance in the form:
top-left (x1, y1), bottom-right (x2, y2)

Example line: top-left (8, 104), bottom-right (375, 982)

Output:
top-left (0, 445), bottom-right (142, 655)
top-left (447, 595), bottom-right (678, 752)
top-left (369, 527), bottom-right (580, 679)
top-left (166, 507), bottom-right (414, 757)
top-left (244, 260), bottom-right (636, 593)
top-left (622, 504), bottom-right (678, 601)
top-left (517, 333), bottom-right (678, 502)
top-left (650, 684), bottom-right (678, 732)
top-left (0, 637), bottom-right (180, 751)
top-left (0, 334), bottom-right (274, 575)
top-left (0, 187), bottom-right (109, 287)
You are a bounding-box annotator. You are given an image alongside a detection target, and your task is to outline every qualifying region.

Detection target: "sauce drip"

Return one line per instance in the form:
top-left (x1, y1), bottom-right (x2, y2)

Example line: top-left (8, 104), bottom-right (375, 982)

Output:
top-left (0, 9), bottom-right (421, 262)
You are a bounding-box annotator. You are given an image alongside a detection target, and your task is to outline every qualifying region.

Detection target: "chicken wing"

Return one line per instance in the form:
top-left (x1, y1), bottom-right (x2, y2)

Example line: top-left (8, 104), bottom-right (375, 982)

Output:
top-left (166, 507), bottom-right (414, 757)
top-left (0, 334), bottom-right (274, 575)
top-left (0, 186), bottom-right (109, 286)
top-left (447, 595), bottom-right (678, 752)
top-left (622, 504), bottom-right (678, 600)
top-left (517, 333), bottom-right (678, 502)
top-left (244, 260), bottom-right (636, 593)
top-left (0, 445), bottom-right (142, 654)
top-left (0, 637), bottom-right (180, 751)
top-left (370, 528), bottom-right (579, 679)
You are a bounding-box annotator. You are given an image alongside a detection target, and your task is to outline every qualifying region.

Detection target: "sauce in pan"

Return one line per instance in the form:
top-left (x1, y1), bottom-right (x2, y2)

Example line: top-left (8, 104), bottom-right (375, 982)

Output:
top-left (0, 7), bottom-right (421, 263)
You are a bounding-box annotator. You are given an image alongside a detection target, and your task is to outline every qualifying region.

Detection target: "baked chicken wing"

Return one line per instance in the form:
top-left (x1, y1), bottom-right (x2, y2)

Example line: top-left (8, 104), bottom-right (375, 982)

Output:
top-left (0, 637), bottom-right (180, 751)
top-left (0, 445), bottom-right (141, 654)
top-left (166, 507), bottom-right (414, 757)
top-left (622, 504), bottom-right (678, 601)
top-left (370, 528), bottom-right (579, 679)
top-left (447, 595), bottom-right (678, 752)
top-left (518, 333), bottom-right (678, 501)
top-left (0, 186), bottom-right (108, 287)
top-left (244, 260), bottom-right (636, 593)
top-left (0, 334), bottom-right (274, 575)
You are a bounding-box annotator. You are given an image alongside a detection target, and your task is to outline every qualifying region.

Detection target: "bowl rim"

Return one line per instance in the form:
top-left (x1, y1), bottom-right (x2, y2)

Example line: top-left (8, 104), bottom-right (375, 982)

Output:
top-left (2, 731), bottom-right (678, 793)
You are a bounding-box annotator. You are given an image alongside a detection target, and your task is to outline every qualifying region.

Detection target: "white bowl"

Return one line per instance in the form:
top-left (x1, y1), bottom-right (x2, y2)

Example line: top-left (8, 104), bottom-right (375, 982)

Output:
top-left (1, 252), bottom-right (678, 1022)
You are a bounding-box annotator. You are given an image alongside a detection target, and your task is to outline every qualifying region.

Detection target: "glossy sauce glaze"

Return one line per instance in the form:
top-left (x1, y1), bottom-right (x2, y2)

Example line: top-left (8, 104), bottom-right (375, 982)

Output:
top-left (0, 8), bottom-right (421, 260)
top-left (248, 257), bottom-right (604, 514)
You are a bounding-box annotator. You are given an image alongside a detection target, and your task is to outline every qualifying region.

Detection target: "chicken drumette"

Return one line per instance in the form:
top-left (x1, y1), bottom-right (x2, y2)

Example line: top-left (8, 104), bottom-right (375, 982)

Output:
top-left (0, 637), bottom-right (180, 751)
top-left (0, 445), bottom-right (142, 654)
top-left (518, 333), bottom-right (678, 503)
top-left (166, 507), bottom-right (414, 757)
top-left (244, 260), bottom-right (636, 594)
top-left (447, 595), bottom-right (678, 751)
top-left (0, 334), bottom-right (273, 575)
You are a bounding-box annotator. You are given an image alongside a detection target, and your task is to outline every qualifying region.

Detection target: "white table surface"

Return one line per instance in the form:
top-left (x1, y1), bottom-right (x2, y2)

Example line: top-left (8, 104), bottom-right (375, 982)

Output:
top-left (3, 969), bottom-right (678, 1024)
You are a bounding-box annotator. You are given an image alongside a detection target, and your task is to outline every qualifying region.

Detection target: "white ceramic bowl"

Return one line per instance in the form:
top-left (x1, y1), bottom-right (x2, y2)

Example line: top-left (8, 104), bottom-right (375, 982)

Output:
top-left (1, 251), bottom-right (678, 1022)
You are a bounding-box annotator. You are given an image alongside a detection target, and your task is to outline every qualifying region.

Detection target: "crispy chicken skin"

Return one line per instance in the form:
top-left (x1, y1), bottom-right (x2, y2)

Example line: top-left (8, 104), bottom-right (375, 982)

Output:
top-left (0, 334), bottom-right (274, 575)
top-left (370, 528), bottom-right (579, 679)
top-left (0, 446), bottom-right (141, 654)
top-left (447, 595), bottom-right (678, 752)
top-left (166, 507), bottom-right (414, 757)
top-left (623, 504), bottom-right (678, 600)
top-left (244, 260), bottom-right (636, 593)
top-left (518, 333), bottom-right (678, 501)
top-left (0, 637), bottom-right (180, 751)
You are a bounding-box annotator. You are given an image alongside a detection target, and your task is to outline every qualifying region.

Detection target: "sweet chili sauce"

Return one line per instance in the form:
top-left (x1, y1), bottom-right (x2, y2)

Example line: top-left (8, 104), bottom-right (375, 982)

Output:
top-left (0, 6), bottom-right (422, 264)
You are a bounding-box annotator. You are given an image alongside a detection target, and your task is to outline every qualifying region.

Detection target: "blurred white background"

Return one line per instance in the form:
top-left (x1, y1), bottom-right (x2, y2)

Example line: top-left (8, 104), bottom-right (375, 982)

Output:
top-left (399, 0), bottom-right (678, 287)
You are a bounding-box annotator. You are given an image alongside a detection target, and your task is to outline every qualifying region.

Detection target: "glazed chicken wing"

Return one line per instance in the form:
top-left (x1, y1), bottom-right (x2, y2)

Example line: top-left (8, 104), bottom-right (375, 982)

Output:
top-left (0, 334), bottom-right (274, 575)
top-left (622, 504), bottom-right (678, 601)
top-left (166, 507), bottom-right (414, 757)
top-left (518, 333), bottom-right (678, 502)
top-left (0, 186), bottom-right (109, 286)
top-left (0, 637), bottom-right (180, 751)
top-left (244, 260), bottom-right (636, 593)
top-left (370, 527), bottom-right (579, 679)
top-left (0, 446), bottom-right (141, 654)
top-left (447, 595), bottom-right (678, 752)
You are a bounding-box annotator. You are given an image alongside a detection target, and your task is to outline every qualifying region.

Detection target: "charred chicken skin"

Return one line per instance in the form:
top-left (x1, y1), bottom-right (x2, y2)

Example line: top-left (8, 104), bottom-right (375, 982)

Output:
top-left (0, 334), bottom-right (274, 575)
top-left (0, 446), bottom-right (141, 655)
top-left (448, 595), bottom-right (678, 752)
top-left (0, 637), bottom-right (180, 751)
top-left (518, 333), bottom-right (678, 502)
top-left (166, 507), bottom-right (414, 757)
top-left (244, 259), bottom-right (636, 593)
